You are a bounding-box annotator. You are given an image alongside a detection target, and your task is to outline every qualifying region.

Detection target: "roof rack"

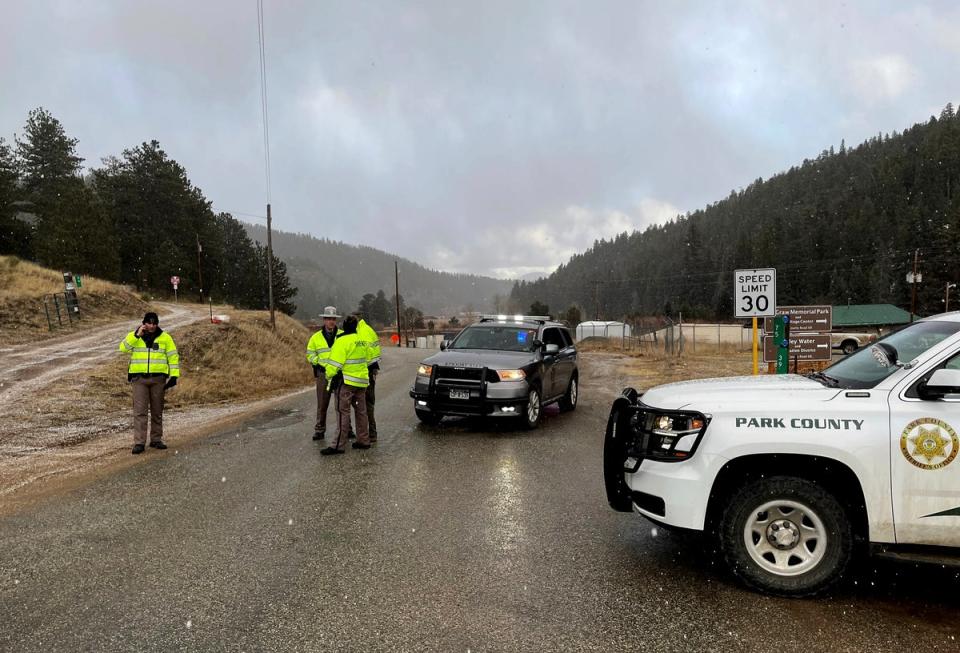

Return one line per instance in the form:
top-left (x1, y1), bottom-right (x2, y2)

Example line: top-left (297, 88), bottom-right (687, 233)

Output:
top-left (478, 314), bottom-right (553, 324)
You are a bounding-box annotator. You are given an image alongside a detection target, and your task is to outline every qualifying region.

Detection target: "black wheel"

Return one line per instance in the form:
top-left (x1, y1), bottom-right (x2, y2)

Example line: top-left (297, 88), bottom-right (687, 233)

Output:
top-left (841, 340), bottom-right (857, 355)
top-left (603, 401), bottom-right (634, 512)
top-left (719, 476), bottom-right (853, 597)
top-left (558, 374), bottom-right (578, 412)
top-left (520, 386), bottom-right (542, 429)
top-left (415, 408), bottom-right (443, 425)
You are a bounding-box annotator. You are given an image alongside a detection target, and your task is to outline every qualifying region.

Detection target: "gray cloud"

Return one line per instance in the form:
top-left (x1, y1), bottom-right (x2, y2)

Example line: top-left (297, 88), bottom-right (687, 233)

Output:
top-left (2, 1), bottom-right (958, 278)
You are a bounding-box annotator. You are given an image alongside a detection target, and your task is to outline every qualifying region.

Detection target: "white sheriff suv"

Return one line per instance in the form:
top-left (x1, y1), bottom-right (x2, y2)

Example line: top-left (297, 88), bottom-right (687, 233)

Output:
top-left (604, 313), bottom-right (960, 597)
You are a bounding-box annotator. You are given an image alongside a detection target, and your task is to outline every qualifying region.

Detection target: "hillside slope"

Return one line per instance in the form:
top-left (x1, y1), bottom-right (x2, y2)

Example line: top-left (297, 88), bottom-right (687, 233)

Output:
top-left (511, 104), bottom-right (960, 320)
top-left (245, 224), bottom-right (514, 318)
top-left (0, 255), bottom-right (150, 346)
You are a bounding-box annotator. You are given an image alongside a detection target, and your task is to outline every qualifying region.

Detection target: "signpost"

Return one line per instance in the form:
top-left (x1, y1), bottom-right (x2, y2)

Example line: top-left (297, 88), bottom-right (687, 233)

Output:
top-left (762, 305), bottom-right (833, 369)
top-left (735, 268), bottom-right (777, 375)
top-left (171, 275), bottom-right (180, 303)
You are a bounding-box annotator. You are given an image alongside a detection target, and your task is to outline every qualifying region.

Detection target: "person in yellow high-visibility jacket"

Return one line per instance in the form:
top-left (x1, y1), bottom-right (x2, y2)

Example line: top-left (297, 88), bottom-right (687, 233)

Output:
top-left (305, 306), bottom-right (343, 441)
top-left (355, 313), bottom-right (382, 442)
top-left (118, 311), bottom-right (179, 454)
top-left (320, 315), bottom-right (370, 455)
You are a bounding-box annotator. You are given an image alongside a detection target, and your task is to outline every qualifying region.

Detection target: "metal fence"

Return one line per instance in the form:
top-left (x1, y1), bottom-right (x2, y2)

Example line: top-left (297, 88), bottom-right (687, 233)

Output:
top-left (42, 292), bottom-right (81, 331)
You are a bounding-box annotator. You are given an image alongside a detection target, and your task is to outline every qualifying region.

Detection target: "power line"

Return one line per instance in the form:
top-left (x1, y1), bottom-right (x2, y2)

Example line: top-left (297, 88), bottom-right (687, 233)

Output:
top-left (256, 0), bottom-right (272, 203)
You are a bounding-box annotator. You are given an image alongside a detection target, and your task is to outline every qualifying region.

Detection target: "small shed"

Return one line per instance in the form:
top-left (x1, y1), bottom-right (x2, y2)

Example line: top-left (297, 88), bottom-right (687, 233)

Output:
top-left (574, 320), bottom-right (632, 341)
top-left (832, 304), bottom-right (914, 328)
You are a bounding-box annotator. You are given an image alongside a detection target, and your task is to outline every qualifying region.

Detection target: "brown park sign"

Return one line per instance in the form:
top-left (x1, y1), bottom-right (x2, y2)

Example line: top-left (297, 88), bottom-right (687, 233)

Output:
top-left (763, 305), bottom-right (832, 334)
top-left (763, 334), bottom-right (832, 362)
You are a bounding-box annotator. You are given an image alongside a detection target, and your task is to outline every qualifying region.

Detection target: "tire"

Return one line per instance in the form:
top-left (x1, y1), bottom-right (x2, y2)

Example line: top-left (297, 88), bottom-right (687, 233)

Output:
top-left (603, 401), bottom-right (634, 512)
top-left (415, 408), bottom-right (443, 425)
top-left (520, 386), bottom-right (542, 430)
top-left (558, 375), bottom-right (579, 412)
top-left (841, 340), bottom-right (857, 355)
top-left (719, 476), bottom-right (853, 597)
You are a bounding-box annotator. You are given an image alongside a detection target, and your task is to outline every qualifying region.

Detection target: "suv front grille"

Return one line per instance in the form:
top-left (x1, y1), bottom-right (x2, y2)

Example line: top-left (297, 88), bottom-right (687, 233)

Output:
top-left (435, 366), bottom-right (500, 384)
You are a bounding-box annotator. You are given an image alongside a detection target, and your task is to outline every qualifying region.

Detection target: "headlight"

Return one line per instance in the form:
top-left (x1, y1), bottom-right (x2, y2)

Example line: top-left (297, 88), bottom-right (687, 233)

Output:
top-left (496, 369), bottom-right (526, 381)
top-left (636, 409), bottom-right (709, 461)
top-left (417, 364), bottom-right (433, 377)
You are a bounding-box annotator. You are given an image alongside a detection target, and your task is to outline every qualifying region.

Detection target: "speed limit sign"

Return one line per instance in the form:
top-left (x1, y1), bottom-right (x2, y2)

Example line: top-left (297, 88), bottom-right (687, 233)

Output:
top-left (734, 268), bottom-right (776, 318)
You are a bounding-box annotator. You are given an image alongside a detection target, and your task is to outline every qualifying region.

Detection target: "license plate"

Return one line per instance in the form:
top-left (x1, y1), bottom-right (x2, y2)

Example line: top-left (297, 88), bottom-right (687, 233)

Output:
top-left (449, 389), bottom-right (470, 400)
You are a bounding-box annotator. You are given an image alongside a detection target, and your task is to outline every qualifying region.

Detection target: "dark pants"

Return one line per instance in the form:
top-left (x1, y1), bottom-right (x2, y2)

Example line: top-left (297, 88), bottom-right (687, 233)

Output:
top-left (331, 385), bottom-right (369, 451)
top-left (132, 376), bottom-right (166, 445)
top-left (314, 376), bottom-right (334, 434)
top-left (366, 370), bottom-right (378, 441)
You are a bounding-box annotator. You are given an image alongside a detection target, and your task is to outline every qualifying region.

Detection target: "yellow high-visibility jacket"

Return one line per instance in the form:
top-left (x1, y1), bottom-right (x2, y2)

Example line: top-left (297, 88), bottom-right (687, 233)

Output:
top-left (119, 330), bottom-right (180, 377)
top-left (306, 328), bottom-right (343, 367)
top-left (357, 319), bottom-right (381, 369)
top-left (324, 333), bottom-right (369, 388)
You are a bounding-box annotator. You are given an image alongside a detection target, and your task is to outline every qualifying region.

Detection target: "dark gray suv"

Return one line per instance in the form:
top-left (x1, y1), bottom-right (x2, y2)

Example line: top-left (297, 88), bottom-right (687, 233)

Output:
top-left (409, 315), bottom-right (578, 428)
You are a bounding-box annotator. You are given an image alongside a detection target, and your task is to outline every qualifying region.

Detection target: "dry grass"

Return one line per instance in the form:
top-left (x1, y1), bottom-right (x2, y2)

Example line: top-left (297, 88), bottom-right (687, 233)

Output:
top-left (618, 350), bottom-right (756, 388)
top-left (86, 310), bottom-right (315, 411)
top-left (0, 256), bottom-right (149, 346)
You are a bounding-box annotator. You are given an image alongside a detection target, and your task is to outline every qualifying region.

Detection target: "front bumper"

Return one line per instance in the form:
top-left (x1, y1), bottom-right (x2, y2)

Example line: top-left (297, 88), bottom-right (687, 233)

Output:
top-left (624, 455), bottom-right (722, 531)
top-left (410, 374), bottom-right (529, 417)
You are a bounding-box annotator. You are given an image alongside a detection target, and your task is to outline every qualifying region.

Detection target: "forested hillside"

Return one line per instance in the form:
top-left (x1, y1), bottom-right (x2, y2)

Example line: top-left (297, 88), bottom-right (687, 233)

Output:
top-left (512, 104), bottom-right (960, 321)
top-left (0, 108), bottom-right (296, 314)
top-left (244, 224), bottom-right (514, 318)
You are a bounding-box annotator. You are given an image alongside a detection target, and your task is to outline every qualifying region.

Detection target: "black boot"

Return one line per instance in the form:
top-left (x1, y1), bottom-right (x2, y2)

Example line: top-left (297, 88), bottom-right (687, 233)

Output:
top-left (312, 431), bottom-right (325, 441)
top-left (132, 444), bottom-right (145, 454)
top-left (320, 447), bottom-right (344, 456)
top-left (149, 441), bottom-right (168, 450)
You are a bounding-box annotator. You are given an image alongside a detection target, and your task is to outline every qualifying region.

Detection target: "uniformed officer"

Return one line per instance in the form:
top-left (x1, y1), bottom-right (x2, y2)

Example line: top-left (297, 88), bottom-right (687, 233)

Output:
top-left (320, 315), bottom-right (371, 455)
top-left (119, 311), bottom-right (180, 454)
top-left (306, 306), bottom-right (342, 440)
top-left (354, 312), bottom-right (382, 442)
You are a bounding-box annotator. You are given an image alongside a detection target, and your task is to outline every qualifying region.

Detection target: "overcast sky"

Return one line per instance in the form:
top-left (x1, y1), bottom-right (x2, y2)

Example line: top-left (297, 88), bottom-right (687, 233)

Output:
top-left (2, 1), bottom-right (958, 279)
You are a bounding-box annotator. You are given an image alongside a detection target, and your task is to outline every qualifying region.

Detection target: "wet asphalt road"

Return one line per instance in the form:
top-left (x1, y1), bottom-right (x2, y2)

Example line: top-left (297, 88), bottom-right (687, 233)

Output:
top-left (1, 348), bottom-right (958, 652)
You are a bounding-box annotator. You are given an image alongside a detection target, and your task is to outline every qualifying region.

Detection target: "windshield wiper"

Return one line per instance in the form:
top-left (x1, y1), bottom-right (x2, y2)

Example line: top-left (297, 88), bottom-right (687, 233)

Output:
top-left (806, 371), bottom-right (840, 388)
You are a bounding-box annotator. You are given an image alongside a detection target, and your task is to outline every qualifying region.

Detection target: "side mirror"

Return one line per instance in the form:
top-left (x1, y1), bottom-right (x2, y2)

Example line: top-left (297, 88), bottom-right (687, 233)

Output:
top-left (544, 343), bottom-right (560, 355)
top-left (440, 340), bottom-right (449, 351)
top-left (923, 368), bottom-right (960, 397)
top-left (870, 342), bottom-right (900, 368)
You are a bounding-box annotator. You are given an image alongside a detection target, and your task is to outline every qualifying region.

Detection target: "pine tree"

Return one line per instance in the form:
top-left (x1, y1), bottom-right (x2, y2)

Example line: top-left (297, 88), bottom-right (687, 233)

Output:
top-left (15, 108), bottom-right (83, 215)
top-left (0, 138), bottom-right (30, 257)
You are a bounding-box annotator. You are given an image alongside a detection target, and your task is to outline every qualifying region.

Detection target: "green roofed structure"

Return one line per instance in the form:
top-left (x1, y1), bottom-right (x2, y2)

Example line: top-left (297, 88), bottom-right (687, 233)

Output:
top-left (832, 304), bottom-right (914, 327)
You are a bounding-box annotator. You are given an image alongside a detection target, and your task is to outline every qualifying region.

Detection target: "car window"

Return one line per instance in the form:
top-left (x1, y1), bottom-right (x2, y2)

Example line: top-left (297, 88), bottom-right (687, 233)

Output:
top-left (542, 327), bottom-right (566, 348)
top-left (560, 328), bottom-right (574, 348)
top-left (825, 321), bottom-right (960, 388)
top-left (450, 325), bottom-right (538, 352)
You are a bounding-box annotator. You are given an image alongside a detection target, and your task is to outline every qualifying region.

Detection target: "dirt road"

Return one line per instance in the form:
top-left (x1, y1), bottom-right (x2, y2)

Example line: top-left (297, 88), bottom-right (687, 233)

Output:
top-left (0, 303), bottom-right (204, 403)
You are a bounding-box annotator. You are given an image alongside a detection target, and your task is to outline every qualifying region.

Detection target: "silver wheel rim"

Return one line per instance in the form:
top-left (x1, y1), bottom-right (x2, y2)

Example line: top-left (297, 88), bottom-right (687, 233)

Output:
top-left (569, 379), bottom-right (578, 406)
top-left (527, 390), bottom-right (540, 423)
top-left (743, 499), bottom-right (827, 577)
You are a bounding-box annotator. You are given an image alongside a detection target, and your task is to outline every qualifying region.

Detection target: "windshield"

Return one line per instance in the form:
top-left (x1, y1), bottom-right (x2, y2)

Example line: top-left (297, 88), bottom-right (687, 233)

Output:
top-left (823, 321), bottom-right (960, 389)
top-left (449, 325), bottom-right (538, 352)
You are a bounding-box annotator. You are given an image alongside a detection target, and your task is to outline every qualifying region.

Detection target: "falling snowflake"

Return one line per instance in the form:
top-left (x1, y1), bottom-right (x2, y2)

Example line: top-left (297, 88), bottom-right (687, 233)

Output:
top-left (288, 518), bottom-right (293, 525)
top-left (650, 527), bottom-right (659, 537)
top-left (186, 620), bottom-right (192, 629)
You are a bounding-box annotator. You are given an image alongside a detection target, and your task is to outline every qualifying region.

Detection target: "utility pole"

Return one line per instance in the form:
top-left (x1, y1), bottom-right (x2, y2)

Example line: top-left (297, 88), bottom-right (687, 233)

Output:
top-left (909, 249), bottom-right (920, 323)
top-left (196, 234), bottom-right (204, 306)
top-left (266, 203), bottom-right (275, 329)
top-left (394, 260), bottom-right (402, 347)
